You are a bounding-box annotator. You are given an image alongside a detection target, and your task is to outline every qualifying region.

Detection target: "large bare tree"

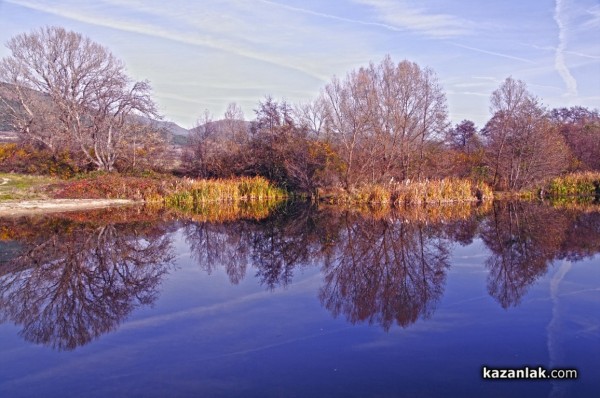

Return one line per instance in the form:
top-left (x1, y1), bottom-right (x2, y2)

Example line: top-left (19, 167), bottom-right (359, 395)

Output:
top-left (482, 77), bottom-right (569, 190)
top-left (0, 26), bottom-right (158, 171)
top-left (319, 55), bottom-right (448, 188)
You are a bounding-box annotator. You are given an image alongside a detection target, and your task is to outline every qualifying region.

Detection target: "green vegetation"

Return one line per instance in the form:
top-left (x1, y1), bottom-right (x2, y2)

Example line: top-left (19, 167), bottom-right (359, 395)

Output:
top-left (542, 172), bottom-right (600, 198)
top-left (0, 172), bottom-right (57, 201)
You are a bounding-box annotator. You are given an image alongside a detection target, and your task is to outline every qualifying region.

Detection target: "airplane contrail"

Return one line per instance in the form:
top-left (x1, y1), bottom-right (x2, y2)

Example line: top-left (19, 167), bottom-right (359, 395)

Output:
top-left (554, 0), bottom-right (578, 98)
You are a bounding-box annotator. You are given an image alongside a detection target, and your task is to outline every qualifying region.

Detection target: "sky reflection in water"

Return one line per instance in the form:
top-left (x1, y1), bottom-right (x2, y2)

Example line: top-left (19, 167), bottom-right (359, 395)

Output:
top-left (0, 202), bottom-right (598, 397)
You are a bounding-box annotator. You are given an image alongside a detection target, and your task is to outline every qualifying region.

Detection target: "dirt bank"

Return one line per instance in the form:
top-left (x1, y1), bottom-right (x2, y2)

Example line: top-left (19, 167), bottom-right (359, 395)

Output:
top-left (0, 199), bottom-right (139, 216)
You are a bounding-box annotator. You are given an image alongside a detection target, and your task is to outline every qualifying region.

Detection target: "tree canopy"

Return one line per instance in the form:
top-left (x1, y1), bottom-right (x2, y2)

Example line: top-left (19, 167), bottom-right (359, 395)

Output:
top-left (0, 26), bottom-right (160, 171)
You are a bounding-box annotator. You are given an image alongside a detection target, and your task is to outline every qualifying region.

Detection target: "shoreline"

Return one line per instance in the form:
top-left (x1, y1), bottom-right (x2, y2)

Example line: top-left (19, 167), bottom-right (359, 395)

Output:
top-left (0, 198), bottom-right (140, 216)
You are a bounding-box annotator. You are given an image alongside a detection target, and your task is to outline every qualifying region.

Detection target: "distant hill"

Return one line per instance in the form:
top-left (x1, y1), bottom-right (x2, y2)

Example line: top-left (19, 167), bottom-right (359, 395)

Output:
top-left (156, 120), bottom-right (190, 137)
top-left (189, 119), bottom-right (252, 136)
top-left (133, 115), bottom-right (190, 146)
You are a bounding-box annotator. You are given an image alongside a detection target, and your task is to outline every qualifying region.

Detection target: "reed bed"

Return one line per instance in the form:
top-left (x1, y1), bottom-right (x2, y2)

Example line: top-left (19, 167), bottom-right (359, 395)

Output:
top-left (320, 178), bottom-right (492, 206)
top-left (55, 174), bottom-right (288, 204)
top-left (159, 176), bottom-right (287, 208)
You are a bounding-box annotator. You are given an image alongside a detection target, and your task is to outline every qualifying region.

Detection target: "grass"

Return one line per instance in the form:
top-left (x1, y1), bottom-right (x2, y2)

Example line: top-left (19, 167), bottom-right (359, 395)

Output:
top-left (1, 171), bottom-right (287, 209)
top-left (52, 173), bottom-right (288, 208)
top-left (159, 176), bottom-right (287, 208)
top-left (0, 172), bottom-right (57, 201)
top-left (318, 178), bottom-right (492, 206)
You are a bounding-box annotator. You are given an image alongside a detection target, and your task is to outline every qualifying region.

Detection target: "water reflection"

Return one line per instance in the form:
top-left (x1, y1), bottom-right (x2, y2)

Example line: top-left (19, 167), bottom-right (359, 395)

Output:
top-left (1, 201), bottom-right (600, 349)
top-left (0, 209), bottom-right (174, 350)
top-left (480, 202), bottom-right (569, 308)
top-left (184, 202), bottom-right (323, 288)
top-left (481, 202), bottom-right (600, 308)
top-left (319, 211), bottom-right (451, 330)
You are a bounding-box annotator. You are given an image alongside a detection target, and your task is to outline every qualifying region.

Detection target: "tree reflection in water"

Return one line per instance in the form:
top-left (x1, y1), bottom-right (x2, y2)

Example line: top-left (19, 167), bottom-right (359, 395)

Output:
top-left (0, 211), bottom-right (174, 350)
top-left (318, 211), bottom-right (451, 330)
top-left (2, 201), bottom-right (600, 348)
top-left (184, 202), bottom-right (324, 289)
top-left (184, 220), bottom-right (251, 285)
top-left (479, 202), bottom-right (600, 308)
top-left (183, 201), bottom-right (600, 329)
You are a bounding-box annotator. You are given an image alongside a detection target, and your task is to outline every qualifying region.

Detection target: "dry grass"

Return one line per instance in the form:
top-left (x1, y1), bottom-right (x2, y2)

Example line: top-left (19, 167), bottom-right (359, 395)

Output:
top-left (0, 172), bottom-right (57, 201)
top-left (319, 178), bottom-right (492, 206)
top-left (155, 176), bottom-right (287, 208)
top-left (54, 174), bottom-right (287, 204)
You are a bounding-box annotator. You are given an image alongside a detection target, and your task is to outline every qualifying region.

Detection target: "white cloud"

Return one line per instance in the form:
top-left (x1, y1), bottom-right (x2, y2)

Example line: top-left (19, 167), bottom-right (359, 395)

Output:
top-left (352, 0), bottom-right (472, 38)
top-left (5, 0), bottom-right (330, 81)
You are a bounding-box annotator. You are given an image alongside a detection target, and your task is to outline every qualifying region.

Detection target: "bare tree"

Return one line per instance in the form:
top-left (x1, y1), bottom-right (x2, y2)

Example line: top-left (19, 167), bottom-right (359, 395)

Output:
top-left (222, 102), bottom-right (247, 144)
top-left (320, 72), bottom-right (373, 188)
top-left (183, 109), bottom-right (218, 176)
top-left (0, 26), bottom-right (159, 171)
top-left (482, 77), bottom-right (569, 190)
top-left (549, 106), bottom-right (600, 171)
top-left (447, 120), bottom-right (480, 152)
top-left (295, 98), bottom-right (327, 136)
top-left (440, 119), bottom-right (484, 178)
top-left (118, 120), bottom-right (170, 171)
top-left (319, 55), bottom-right (448, 188)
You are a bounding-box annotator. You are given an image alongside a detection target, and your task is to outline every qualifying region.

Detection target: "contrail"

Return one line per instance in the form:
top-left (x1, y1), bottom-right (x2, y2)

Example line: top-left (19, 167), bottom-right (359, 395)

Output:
top-left (554, 0), bottom-right (578, 99)
top-left (451, 43), bottom-right (535, 64)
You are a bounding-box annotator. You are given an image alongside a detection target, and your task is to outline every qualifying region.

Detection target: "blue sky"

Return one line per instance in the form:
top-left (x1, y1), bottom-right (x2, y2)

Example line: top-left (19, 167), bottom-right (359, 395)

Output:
top-left (0, 0), bottom-right (598, 128)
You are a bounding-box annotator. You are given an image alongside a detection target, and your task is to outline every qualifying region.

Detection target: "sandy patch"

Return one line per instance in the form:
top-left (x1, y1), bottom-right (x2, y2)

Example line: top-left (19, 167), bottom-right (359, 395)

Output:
top-left (0, 199), bottom-right (139, 216)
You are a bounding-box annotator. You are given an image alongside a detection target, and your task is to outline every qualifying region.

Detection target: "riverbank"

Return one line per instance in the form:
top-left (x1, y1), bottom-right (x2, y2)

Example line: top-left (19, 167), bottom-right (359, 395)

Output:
top-left (1, 171), bottom-right (599, 217)
top-left (0, 198), bottom-right (138, 216)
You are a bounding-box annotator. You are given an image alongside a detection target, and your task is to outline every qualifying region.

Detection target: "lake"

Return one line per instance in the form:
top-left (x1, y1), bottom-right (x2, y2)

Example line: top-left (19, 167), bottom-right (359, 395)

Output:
top-left (0, 201), bottom-right (598, 397)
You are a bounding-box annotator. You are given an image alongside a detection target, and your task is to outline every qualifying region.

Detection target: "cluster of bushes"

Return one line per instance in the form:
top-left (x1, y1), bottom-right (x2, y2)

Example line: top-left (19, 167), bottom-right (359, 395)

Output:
top-left (542, 172), bottom-right (600, 198)
top-left (0, 143), bottom-right (84, 178)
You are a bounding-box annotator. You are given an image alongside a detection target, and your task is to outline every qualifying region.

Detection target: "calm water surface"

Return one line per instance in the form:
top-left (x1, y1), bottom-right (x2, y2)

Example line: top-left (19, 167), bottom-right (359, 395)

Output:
top-left (0, 202), bottom-right (598, 397)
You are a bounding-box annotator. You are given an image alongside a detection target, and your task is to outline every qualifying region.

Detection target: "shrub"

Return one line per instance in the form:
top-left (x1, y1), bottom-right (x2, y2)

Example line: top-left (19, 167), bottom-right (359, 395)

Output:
top-left (0, 143), bottom-right (82, 178)
top-left (542, 172), bottom-right (600, 198)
